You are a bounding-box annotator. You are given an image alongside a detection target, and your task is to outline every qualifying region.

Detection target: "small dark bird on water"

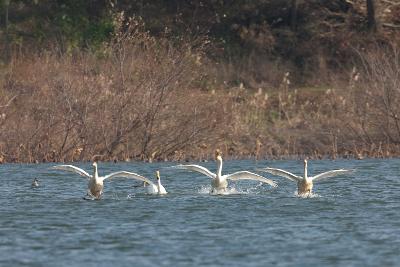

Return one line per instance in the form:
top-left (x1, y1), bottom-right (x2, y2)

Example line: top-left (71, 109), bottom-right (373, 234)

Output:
top-left (32, 178), bottom-right (39, 187)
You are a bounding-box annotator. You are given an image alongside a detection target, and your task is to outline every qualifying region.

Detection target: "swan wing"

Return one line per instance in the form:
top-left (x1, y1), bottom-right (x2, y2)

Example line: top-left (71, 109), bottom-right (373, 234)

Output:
top-left (225, 171), bottom-right (278, 187)
top-left (170, 164), bottom-right (216, 179)
top-left (257, 167), bottom-right (302, 183)
top-left (52, 165), bottom-right (91, 179)
top-left (103, 171), bottom-right (156, 186)
top-left (311, 169), bottom-right (353, 182)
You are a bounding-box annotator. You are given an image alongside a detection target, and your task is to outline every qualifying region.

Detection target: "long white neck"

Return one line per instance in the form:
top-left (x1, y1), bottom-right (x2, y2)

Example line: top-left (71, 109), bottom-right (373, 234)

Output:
top-left (157, 179), bottom-right (162, 193)
top-left (93, 164), bottom-right (99, 180)
top-left (304, 161), bottom-right (308, 180)
top-left (216, 157), bottom-right (223, 178)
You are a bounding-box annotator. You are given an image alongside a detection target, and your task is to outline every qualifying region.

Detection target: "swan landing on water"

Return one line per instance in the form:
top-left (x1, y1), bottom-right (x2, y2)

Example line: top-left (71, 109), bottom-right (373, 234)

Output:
top-left (171, 149), bottom-right (277, 194)
top-left (258, 159), bottom-right (353, 195)
top-left (52, 162), bottom-right (166, 199)
top-left (129, 170), bottom-right (167, 195)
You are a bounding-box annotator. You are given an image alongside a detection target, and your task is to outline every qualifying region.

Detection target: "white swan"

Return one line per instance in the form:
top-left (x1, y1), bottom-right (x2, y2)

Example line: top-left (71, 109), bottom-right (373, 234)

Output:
top-left (129, 170), bottom-right (167, 195)
top-left (52, 162), bottom-right (166, 199)
top-left (258, 159), bottom-right (352, 195)
top-left (172, 149), bottom-right (277, 193)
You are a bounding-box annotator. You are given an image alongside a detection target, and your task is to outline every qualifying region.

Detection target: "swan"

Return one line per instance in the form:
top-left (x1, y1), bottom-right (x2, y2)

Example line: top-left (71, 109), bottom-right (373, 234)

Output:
top-left (31, 178), bottom-right (39, 188)
top-left (171, 149), bottom-right (277, 193)
top-left (257, 159), bottom-right (352, 195)
top-left (52, 162), bottom-right (165, 199)
top-left (129, 170), bottom-right (167, 195)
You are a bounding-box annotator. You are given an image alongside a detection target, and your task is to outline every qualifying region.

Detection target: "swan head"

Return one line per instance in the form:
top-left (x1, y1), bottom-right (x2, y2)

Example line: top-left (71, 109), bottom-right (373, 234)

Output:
top-left (304, 159), bottom-right (308, 166)
top-left (215, 149), bottom-right (222, 161)
top-left (156, 170), bottom-right (161, 181)
top-left (92, 162), bottom-right (98, 174)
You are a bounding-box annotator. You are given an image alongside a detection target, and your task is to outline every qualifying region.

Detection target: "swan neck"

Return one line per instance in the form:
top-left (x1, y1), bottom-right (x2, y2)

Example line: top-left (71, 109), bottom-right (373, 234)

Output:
top-left (217, 158), bottom-right (223, 178)
top-left (304, 162), bottom-right (308, 179)
top-left (93, 164), bottom-right (98, 179)
top-left (157, 179), bottom-right (161, 192)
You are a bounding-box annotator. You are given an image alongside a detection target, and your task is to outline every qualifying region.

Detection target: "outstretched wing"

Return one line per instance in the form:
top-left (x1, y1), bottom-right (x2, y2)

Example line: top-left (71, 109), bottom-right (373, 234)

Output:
top-left (225, 171), bottom-right (278, 187)
top-left (103, 171), bottom-right (156, 186)
top-left (257, 167), bottom-right (302, 183)
top-left (170, 164), bottom-right (216, 179)
top-left (52, 165), bottom-right (91, 179)
top-left (311, 169), bottom-right (353, 182)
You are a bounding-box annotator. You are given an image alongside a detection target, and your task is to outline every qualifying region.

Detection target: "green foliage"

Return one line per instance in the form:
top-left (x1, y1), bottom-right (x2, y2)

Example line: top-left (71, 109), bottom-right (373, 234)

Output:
top-left (0, 0), bottom-right (114, 52)
top-left (49, 1), bottom-right (113, 51)
top-left (1, 0), bottom-right (398, 81)
top-left (53, 1), bottom-right (113, 51)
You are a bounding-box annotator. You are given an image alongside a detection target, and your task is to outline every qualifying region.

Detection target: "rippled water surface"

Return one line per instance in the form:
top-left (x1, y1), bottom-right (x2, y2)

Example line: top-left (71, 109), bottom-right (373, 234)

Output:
top-left (1, 159), bottom-right (400, 266)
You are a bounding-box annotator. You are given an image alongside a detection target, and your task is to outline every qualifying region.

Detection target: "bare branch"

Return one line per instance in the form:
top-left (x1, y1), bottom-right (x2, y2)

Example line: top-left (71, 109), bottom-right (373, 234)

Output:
top-left (382, 23), bottom-right (400, 29)
top-left (0, 95), bottom-right (17, 108)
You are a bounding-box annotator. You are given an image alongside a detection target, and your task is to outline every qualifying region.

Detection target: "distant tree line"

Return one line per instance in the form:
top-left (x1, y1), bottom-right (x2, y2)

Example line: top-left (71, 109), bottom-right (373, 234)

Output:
top-left (0, 0), bottom-right (397, 65)
top-left (0, 0), bottom-right (400, 162)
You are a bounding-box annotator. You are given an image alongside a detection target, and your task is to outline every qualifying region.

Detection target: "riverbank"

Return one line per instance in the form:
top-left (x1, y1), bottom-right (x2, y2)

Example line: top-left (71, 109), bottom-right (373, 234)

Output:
top-left (1, 21), bottom-right (399, 163)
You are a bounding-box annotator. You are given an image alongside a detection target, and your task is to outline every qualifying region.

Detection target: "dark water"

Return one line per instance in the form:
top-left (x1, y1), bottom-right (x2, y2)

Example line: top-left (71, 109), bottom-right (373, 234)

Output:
top-left (1, 159), bottom-right (399, 266)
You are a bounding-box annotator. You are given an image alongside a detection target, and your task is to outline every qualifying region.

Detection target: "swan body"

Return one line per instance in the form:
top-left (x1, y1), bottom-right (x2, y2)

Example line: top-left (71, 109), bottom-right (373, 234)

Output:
top-left (52, 162), bottom-right (166, 198)
top-left (131, 171), bottom-right (167, 195)
top-left (258, 159), bottom-right (352, 195)
top-left (172, 149), bottom-right (277, 193)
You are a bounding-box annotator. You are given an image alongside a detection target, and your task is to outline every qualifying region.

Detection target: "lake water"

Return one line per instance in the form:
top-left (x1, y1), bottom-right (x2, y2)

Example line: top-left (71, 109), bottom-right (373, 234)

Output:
top-left (1, 159), bottom-right (399, 266)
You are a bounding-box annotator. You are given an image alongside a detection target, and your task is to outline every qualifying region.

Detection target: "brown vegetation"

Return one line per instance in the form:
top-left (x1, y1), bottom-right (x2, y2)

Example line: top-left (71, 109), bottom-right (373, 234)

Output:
top-left (0, 18), bottom-right (220, 162)
top-left (0, 14), bottom-right (400, 163)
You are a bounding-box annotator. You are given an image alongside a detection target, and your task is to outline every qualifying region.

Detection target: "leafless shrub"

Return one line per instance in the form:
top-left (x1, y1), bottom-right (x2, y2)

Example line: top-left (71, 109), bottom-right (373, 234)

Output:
top-left (0, 15), bottom-right (223, 163)
top-left (343, 45), bottom-right (400, 156)
top-left (1, 22), bottom-right (400, 162)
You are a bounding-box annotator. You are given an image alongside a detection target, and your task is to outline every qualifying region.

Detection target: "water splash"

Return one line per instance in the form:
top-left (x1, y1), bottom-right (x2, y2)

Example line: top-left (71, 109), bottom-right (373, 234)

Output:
top-left (197, 184), bottom-right (262, 195)
top-left (211, 187), bottom-right (240, 195)
top-left (197, 185), bottom-right (212, 194)
top-left (82, 195), bottom-right (97, 201)
top-left (294, 191), bottom-right (321, 198)
top-left (127, 194), bottom-right (135, 199)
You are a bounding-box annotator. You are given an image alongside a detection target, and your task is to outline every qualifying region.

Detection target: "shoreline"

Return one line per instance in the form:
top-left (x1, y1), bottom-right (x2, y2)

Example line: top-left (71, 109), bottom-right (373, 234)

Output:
top-left (1, 153), bottom-right (397, 164)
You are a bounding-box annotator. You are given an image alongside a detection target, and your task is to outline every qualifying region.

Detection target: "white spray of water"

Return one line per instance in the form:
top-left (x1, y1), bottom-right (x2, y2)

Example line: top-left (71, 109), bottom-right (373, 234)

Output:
top-left (197, 184), bottom-right (264, 195)
top-left (126, 194), bottom-right (135, 199)
top-left (294, 191), bottom-right (320, 198)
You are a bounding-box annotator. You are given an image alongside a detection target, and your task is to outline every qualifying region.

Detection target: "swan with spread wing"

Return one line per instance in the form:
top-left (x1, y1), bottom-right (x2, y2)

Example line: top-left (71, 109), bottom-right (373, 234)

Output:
top-left (171, 149), bottom-right (277, 193)
top-left (52, 162), bottom-right (167, 198)
top-left (258, 159), bottom-right (352, 195)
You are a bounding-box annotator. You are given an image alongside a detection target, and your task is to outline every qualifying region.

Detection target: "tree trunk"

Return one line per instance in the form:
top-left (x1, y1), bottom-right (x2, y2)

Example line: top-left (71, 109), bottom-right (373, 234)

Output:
top-left (4, 0), bottom-right (11, 62)
top-left (366, 0), bottom-right (377, 32)
top-left (290, 0), bottom-right (299, 31)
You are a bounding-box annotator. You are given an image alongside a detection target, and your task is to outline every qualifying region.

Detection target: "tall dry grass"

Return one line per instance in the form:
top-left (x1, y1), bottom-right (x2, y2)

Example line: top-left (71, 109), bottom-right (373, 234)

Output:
top-left (0, 18), bottom-right (224, 163)
top-left (244, 45), bottom-right (400, 159)
top-left (0, 28), bottom-right (399, 162)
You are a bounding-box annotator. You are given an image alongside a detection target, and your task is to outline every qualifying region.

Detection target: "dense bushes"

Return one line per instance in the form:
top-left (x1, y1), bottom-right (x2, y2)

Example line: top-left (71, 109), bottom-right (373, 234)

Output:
top-left (0, 19), bottom-right (220, 162)
top-left (1, 2), bottom-right (400, 162)
top-left (1, 41), bottom-right (399, 162)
